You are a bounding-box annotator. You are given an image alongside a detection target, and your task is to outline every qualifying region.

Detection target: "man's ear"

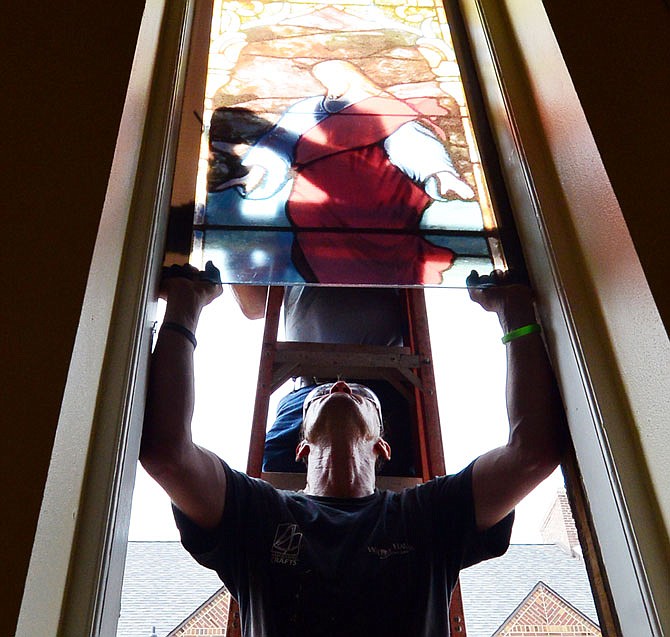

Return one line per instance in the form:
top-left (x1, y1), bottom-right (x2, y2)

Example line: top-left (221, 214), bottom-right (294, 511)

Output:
top-left (374, 438), bottom-right (391, 461)
top-left (295, 440), bottom-right (310, 462)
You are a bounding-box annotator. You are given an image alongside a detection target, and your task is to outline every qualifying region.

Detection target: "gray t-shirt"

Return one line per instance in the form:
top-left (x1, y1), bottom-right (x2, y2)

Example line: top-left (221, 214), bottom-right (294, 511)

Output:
top-left (283, 286), bottom-right (404, 346)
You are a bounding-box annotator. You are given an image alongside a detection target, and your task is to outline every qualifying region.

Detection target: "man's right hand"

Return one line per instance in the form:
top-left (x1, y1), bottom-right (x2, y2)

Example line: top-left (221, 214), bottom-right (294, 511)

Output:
top-left (159, 263), bottom-right (223, 337)
top-left (160, 261), bottom-right (223, 307)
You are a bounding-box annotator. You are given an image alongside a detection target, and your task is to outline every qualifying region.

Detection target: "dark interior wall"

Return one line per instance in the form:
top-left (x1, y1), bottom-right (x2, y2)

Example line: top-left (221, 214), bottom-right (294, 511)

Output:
top-left (541, 0), bottom-right (670, 335)
top-left (1, 2), bottom-right (145, 634)
top-left (2, 0), bottom-right (669, 634)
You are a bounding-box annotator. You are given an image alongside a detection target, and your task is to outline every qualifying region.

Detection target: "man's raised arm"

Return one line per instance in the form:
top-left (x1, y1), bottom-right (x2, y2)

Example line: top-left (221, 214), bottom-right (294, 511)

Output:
top-left (467, 270), bottom-right (567, 532)
top-left (140, 264), bottom-right (227, 530)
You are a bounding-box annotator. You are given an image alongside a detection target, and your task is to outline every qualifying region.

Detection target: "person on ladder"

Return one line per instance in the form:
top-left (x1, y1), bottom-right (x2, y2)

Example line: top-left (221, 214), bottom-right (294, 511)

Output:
top-left (232, 284), bottom-right (415, 476)
top-left (141, 264), bottom-right (566, 637)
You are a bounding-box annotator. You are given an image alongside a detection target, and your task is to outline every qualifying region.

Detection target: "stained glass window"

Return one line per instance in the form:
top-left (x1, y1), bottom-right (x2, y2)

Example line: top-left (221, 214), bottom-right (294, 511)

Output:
top-left (190, 0), bottom-right (506, 286)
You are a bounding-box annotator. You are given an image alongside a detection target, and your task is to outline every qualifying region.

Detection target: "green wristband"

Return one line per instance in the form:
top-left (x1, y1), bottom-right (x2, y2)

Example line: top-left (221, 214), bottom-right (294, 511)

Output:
top-left (501, 323), bottom-right (541, 344)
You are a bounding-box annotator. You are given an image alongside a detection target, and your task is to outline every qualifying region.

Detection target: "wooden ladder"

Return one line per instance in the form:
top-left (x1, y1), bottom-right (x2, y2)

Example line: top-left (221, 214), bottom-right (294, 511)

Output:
top-left (226, 286), bottom-right (467, 636)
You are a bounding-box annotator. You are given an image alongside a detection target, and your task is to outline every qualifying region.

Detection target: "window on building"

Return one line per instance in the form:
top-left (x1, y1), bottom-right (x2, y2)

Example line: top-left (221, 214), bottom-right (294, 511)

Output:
top-left (118, 0), bottom-right (608, 635)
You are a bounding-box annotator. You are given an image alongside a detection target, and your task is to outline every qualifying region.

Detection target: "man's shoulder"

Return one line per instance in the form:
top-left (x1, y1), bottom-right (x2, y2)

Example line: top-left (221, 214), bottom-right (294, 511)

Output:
top-left (224, 462), bottom-right (312, 507)
top-left (394, 463), bottom-right (475, 501)
top-left (224, 461), bottom-right (284, 493)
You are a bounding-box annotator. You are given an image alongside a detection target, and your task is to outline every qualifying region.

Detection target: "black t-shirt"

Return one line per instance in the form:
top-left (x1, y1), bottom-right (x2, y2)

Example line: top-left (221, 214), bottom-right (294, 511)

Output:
top-left (174, 460), bottom-right (513, 637)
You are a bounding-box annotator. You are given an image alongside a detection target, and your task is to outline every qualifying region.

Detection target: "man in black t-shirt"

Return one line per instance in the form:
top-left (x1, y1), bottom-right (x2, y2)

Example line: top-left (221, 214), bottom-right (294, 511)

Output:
top-left (141, 267), bottom-right (566, 637)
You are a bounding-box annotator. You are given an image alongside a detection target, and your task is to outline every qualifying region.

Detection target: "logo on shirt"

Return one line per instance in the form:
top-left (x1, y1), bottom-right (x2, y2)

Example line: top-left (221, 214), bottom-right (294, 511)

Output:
top-left (271, 523), bottom-right (303, 566)
top-left (367, 542), bottom-right (414, 560)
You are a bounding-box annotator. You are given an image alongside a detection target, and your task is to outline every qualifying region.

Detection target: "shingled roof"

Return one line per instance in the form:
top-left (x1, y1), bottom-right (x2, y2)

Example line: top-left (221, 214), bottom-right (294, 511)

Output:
top-left (119, 541), bottom-right (597, 637)
top-left (459, 543), bottom-right (598, 637)
top-left (118, 541), bottom-right (224, 637)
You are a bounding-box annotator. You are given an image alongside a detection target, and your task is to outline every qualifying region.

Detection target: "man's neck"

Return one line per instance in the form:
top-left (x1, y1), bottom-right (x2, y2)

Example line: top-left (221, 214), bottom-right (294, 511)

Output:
top-left (303, 443), bottom-right (376, 498)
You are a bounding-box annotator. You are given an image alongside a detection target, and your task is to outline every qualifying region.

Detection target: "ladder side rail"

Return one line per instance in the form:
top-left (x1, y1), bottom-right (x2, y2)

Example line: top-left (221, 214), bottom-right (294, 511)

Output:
top-left (231, 286), bottom-right (285, 637)
top-left (406, 288), bottom-right (446, 478)
top-left (404, 289), bottom-right (465, 636)
top-left (246, 285), bottom-right (284, 478)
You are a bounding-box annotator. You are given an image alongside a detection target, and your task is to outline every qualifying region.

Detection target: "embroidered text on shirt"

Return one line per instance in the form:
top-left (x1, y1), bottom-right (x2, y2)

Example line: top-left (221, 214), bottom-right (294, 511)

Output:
top-left (367, 542), bottom-right (414, 559)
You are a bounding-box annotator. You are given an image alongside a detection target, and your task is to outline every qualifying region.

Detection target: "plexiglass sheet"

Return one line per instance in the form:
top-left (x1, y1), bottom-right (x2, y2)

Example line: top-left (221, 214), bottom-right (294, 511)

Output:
top-left (191, 0), bottom-right (504, 286)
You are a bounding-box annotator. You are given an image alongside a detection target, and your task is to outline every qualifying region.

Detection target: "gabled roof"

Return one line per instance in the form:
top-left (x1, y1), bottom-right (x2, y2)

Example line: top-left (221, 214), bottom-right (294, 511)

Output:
top-left (492, 581), bottom-right (600, 636)
top-left (167, 587), bottom-right (230, 637)
top-left (459, 544), bottom-right (598, 637)
top-left (118, 541), bottom-right (224, 637)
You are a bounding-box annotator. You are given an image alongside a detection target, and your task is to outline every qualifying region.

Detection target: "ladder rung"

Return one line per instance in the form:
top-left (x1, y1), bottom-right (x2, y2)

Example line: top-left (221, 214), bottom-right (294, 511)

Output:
top-left (274, 342), bottom-right (421, 367)
top-left (261, 472), bottom-right (423, 492)
top-left (269, 342), bottom-right (425, 394)
top-left (270, 368), bottom-right (423, 398)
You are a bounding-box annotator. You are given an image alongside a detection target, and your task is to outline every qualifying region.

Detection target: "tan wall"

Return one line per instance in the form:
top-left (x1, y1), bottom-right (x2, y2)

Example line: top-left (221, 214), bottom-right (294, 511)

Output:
top-left (3, 0), bottom-right (669, 634)
top-left (542, 0), bottom-right (670, 334)
top-left (1, 3), bottom-right (144, 634)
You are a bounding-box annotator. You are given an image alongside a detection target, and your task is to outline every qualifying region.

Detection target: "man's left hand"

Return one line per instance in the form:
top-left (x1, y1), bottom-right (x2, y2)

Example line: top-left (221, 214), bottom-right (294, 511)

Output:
top-left (466, 269), bottom-right (536, 332)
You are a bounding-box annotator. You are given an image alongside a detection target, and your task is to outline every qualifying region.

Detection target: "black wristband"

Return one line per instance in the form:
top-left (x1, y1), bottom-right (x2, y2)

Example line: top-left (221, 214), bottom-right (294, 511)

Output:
top-left (161, 321), bottom-right (197, 348)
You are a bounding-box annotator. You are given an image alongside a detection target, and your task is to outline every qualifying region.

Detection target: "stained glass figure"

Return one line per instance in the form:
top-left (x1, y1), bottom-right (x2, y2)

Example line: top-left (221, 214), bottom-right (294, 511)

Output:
top-left (191, 0), bottom-right (504, 286)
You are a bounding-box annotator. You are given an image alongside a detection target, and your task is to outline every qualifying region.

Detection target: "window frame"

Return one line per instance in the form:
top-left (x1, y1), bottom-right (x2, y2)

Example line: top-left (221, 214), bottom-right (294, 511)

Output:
top-left (16, 0), bottom-right (669, 635)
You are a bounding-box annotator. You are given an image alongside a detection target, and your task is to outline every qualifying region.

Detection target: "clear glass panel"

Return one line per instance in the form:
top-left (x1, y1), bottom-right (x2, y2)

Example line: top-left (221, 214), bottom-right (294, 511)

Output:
top-left (190, 0), bottom-right (505, 286)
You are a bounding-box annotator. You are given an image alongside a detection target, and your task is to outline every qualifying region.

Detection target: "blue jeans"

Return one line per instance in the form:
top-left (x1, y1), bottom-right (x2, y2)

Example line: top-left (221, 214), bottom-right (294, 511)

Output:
top-left (263, 386), bottom-right (313, 473)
